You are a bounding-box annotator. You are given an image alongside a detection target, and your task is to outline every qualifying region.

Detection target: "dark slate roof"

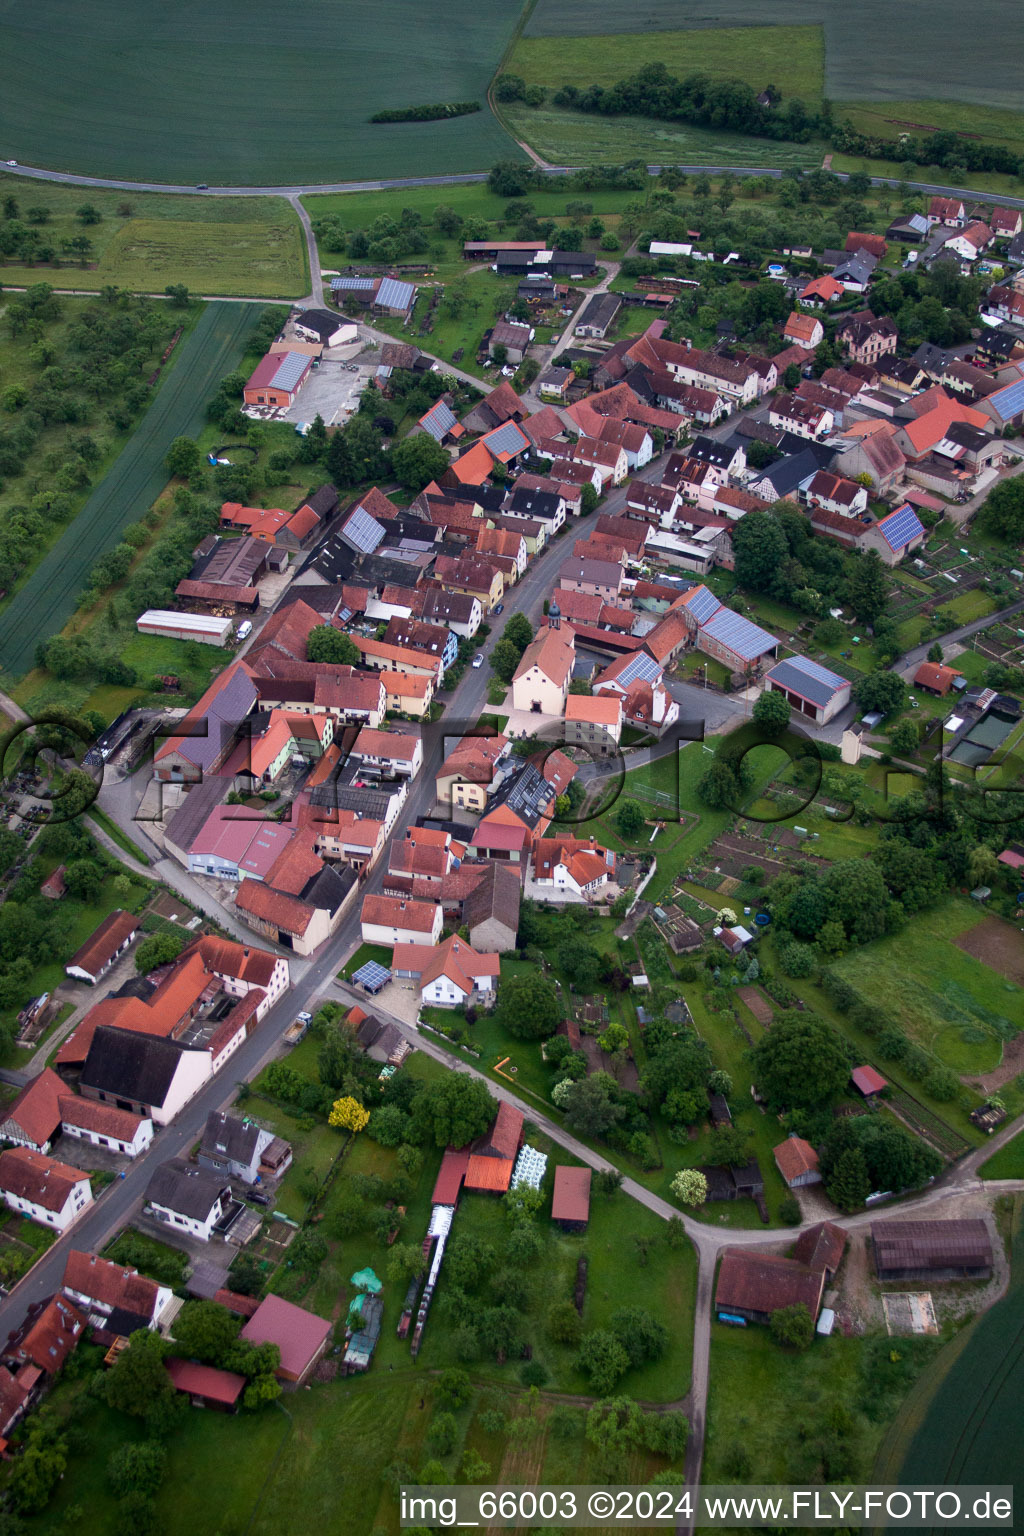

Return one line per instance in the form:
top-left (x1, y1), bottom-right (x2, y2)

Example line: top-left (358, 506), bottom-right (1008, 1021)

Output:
top-left (301, 861), bottom-right (356, 914)
top-left (80, 1027), bottom-right (186, 1107)
top-left (767, 654), bottom-right (848, 708)
top-left (200, 1110), bottom-right (261, 1164)
top-left (146, 1157), bottom-right (228, 1220)
top-left (756, 447), bottom-right (827, 496)
top-left (463, 861), bottom-right (520, 936)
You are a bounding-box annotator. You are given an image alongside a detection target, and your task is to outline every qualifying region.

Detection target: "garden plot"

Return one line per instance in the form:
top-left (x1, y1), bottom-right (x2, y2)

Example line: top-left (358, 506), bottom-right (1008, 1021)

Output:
top-left (954, 916), bottom-right (1024, 987)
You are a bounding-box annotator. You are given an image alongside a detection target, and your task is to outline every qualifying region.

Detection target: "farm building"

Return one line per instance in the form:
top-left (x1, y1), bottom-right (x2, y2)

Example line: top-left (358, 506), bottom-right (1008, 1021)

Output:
top-left (763, 654), bottom-right (851, 726)
top-left (773, 1136), bottom-right (821, 1188)
top-left (791, 1221), bottom-right (847, 1280)
top-left (464, 1103), bottom-right (524, 1195)
top-left (913, 662), bottom-right (964, 697)
top-left (136, 610), bottom-right (233, 646)
top-left (575, 293), bottom-right (622, 339)
top-left (165, 1357), bottom-right (245, 1412)
top-left (241, 1294), bottom-right (331, 1384)
top-left (65, 910), bottom-right (138, 985)
top-left (551, 1166), bottom-right (591, 1231)
top-left (293, 309), bottom-right (356, 347)
top-left (243, 351), bottom-right (312, 409)
top-left (0, 1069), bottom-right (66, 1153)
top-left (872, 1220), bottom-right (993, 1281)
top-left (715, 1250), bottom-right (825, 1326)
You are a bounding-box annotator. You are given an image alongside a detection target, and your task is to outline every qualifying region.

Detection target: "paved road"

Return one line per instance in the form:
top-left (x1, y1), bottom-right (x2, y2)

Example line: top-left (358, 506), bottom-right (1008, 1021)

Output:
top-left (6, 159), bottom-right (1024, 214)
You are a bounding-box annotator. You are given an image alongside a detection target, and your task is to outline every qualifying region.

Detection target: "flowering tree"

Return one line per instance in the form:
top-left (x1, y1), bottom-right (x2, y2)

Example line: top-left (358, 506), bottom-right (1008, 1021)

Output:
top-left (670, 1169), bottom-right (707, 1208)
top-left (329, 1096), bottom-right (369, 1133)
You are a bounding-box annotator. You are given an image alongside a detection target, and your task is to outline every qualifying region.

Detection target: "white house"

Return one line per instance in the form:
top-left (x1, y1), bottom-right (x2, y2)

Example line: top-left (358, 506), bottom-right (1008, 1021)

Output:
top-left (360, 893), bottom-right (443, 947)
top-left (803, 470), bottom-right (869, 518)
top-left (943, 221), bottom-right (993, 262)
top-left (511, 624), bottom-right (575, 717)
top-left (198, 1110), bottom-right (292, 1185)
top-left (348, 727), bottom-right (422, 780)
top-left (145, 1158), bottom-right (232, 1243)
top-left (0, 1147), bottom-right (93, 1232)
top-left (59, 1096), bottom-right (154, 1159)
top-left (62, 1249), bottom-right (175, 1332)
top-left (391, 936), bottom-right (500, 1008)
top-left (530, 837), bottom-right (617, 901)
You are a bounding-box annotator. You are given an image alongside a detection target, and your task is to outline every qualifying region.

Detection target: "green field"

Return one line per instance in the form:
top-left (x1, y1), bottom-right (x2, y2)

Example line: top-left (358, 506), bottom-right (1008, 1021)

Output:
top-left (0, 178), bottom-right (307, 295)
top-left (0, 1), bottom-right (519, 185)
top-left (980, 1132), bottom-right (1024, 1181)
top-left (833, 900), bottom-right (1024, 1077)
top-left (0, 300), bottom-right (265, 678)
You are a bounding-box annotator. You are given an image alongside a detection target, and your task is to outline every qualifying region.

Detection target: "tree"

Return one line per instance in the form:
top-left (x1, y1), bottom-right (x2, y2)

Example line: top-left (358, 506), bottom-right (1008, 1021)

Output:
top-left (412, 1073), bottom-right (494, 1147)
top-left (770, 1303), bottom-right (814, 1350)
top-left (436, 1368), bottom-right (472, 1409)
top-left (580, 481), bottom-right (599, 516)
top-left (547, 1299), bottom-right (583, 1346)
top-left (104, 1329), bottom-right (176, 1423)
top-left (616, 798), bottom-right (646, 838)
top-left (731, 511), bottom-right (789, 593)
top-left (610, 1307), bottom-right (668, 1367)
top-left (427, 1410), bottom-right (458, 1456)
top-left (63, 858), bottom-right (104, 901)
top-left (967, 844), bottom-right (1001, 887)
top-left (165, 283), bottom-right (191, 308)
top-left (7, 1440), bottom-right (68, 1513)
top-left (489, 637), bottom-right (522, 685)
top-left (707, 1126), bottom-right (752, 1168)
top-left (927, 641), bottom-right (944, 664)
top-left (979, 477), bottom-right (1024, 543)
top-left (391, 434), bottom-right (449, 491)
top-left (752, 688), bottom-right (791, 735)
top-left (670, 1168), bottom-right (707, 1207)
top-left (170, 1300), bottom-right (241, 1366)
top-left (827, 1146), bottom-right (871, 1212)
top-left (845, 550), bottom-right (889, 623)
top-left (76, 202), bottom-right (102, 224)
top-left (889, 718), bottom-right (919, 756)
top-left (577, 1329), bottom-right (630, 1394)
top-left (488, 161), bottom-right (537, 198)
top-left (135, 928), bottom-right (189, 973)
top-left (852, 670), bottom-right (905, 717)
top-left (329, 1095), bottom-right (370, 1132)
top-left (497, 972), bottom-right (561, 1040)
top-left (307, 626), bottom-right (360, 665)
top-left (107, 1442), bottom-right (167, 1497)
top-left (386, 1243), bottom-right (426, 1286)
top-left (502, 612), bottom-right (533, 654)
top-left (750, 1013), bottom-right (851, 1110)
top-left (563, 1072), bottom-right (624, 1138)
top-left (165, 436), bottom-right (202, 478)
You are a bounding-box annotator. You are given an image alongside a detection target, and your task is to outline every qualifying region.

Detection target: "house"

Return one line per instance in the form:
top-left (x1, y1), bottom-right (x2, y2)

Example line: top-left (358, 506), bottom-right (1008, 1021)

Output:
top-left (243, 351), bottom-right (312, 409)
top-left (349, 727), bottom-right (423, 780)
top-left (773, 1136), bottom-right (820, 1188)
top-left (715, 1250), bottom-right (825, 1325)
top-left (464, 1102), bottom-right (524, 1194)
top-left (975, 368), bottom-right (1024, 432)
top-left (626, 326), bottom-right (762, 405)
top-left (831, 422), bottom-right (906, 493)
top-left (592, 650), bottom-right (680, 736)
top-left (830, 251), bottom-right (877, 292)
top-left (867, 503), bottom-right (927, 566)
top-left (155, 661), bottom-right (259, 781)
top-left (241, 1293), bottom-right (332, 1384)
top-left (944, 221), bottom-right (993, 262)
top-left (927, 197), bottom-right (966, 227)
top-left (871, 1219), bottom-right (993, 1280)
top-left (551, 1166), bottom-right (591, 1231)
top-left (0, 1147), bottom-right (93, 1231)
top-left (413, 396), bottom-right (463, 446)
top-left (836, 312), bottom-right (899, 365)
top-left (59, 1096), bottom-right (154, 1159)
top-left (763, 654), bottom-right (851, 726)
top-left (783, 311), bottom-right (824, 349)
top-left (798, 275), bottom-right (845, 308)
top-left (412, 588), bottom-right (482, 639)
top-left (463, 862), bottom-right (521, 953)
top-left (914, 661), bottom-right (964, 696)
top-left (537, 366), bottom-right (574, 401)
top-left (531, 836), bottom-right (616, 901)
top-left (436, 733), bottom-right (509, 813)
top-left (804, 470), bottom-right (868, 518)
top-left (199, 1110), bottom-right (292, 1185)
top-left (570, 436), bottom-right (628, 488)
top-left (349, 634), bottom-right (443, 686)
top-left (347, 1008), bottom-right (408, 1065)
top-left (991, 207), bottom-right (1023, 238)
top-left (392, 935), bottom-right (499, 1008)
top-left (61, 1249), bottom-right (174, 1335)
top-left (558, 556), bottom-right (623, 603)
top-left (489, 320), bottom-right (532, 364)
top-left (575, 292), bottom-right (622, 339)
top-left (65, 910), bottom-right (138, 985)
top-left (145, 1158), bottom-right (233, 1243)
top-left (0, 1367), bottom-right (30, 1439)
top-left (851, 1064), bottom-right (888, 1099)
top-left (360, 893), bottom-right (443, 947)
top-left (0, 1069), bottom-right (66, 1153)
top-left (6, 1294), bottom-right (85, 1377)
top-left (462, 380), bottom-right (528, 434)
top-left (511, 624), bottom-right (575, 716)
top-left (564, 692), bottom-right (623, 754)
top-left (768, 393), bottom-right (833, 440)
top-left (886, 212), bottom-right (931, 242)
top-left (435, 554), bottom-right (504, 613)
top-left (748, 448), bottom-right (822, 504)
top-left (165, 1357), bottom-right (246, 1412)
top-left (846, 231), bottom-right (888, 261)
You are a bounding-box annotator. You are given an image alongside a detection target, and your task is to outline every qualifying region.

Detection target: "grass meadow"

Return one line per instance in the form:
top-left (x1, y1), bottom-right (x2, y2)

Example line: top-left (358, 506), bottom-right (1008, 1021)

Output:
top-left (0, 178), bottom-right (307, 295)
top-left (980, 1132), bottom-right (1024, 1181)
top-left (0, 1), bottom-right (519, 185)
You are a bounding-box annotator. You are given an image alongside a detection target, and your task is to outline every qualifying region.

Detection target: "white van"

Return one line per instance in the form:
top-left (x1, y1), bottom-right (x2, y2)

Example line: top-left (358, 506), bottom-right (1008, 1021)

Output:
top-left (236, 620), bottom-right (253, 642)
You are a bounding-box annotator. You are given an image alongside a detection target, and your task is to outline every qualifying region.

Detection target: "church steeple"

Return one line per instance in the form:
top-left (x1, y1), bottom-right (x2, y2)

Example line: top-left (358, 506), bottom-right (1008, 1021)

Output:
top-left (548, 597), bottom-right (560, 630)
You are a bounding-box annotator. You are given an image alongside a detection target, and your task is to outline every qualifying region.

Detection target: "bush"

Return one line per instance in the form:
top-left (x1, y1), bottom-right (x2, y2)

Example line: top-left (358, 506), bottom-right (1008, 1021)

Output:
top-left (779, 1193), bottom-right (802, 1225)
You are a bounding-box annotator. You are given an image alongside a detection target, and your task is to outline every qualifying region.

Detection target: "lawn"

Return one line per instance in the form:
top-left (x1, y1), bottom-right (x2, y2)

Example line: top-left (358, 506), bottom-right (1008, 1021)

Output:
top-left (102, 1227), bottom-right (190, 1287)
top-left (0, 301), bottom-right (266, 679)
top-left (833, 899), bottom-right (1024, 1079)
top-left (0, 2), bottom-right (518, 185)
top-left (931, 589), bottom-right (998, 628)
top-left (979, 1131), bottom-right (1024, 1181)
top-left (0, 178), bottom-right (307, 295)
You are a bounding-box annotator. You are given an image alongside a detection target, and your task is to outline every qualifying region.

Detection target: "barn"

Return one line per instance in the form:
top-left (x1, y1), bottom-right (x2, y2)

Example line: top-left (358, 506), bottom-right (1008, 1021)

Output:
top-left (136, 610), bottom-right (233, 647)
top-left (871, 1219), bottom-right (993, 1281)
top-left (763, 654), bottom-right (851, 725)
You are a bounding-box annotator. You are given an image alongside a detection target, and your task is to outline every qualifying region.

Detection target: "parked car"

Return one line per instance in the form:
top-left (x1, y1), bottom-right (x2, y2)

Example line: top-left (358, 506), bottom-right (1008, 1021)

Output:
top-left (472, 654), bottom-right (484, 669)
top-left (248, 1191), bottom-right (271, 1207)
top-left (493, 602), bottom-right (504, 615)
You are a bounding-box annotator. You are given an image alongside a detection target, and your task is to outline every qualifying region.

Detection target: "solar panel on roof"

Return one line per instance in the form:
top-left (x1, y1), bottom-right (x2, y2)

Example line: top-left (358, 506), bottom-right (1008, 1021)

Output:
top-left (353, 961), bottom-right (392, 993)
top-left (376, 278), bottom-right (415, 310)
top-left (330, 276), bottom-right (376, 292)
top-left (768, 656), bottom-right (846, 709)
top-left (484, 421), bottom-right (529, 457)
top-left (343, 506), bottom-right (386, 555)
top-left (990, 376), bottom-right (1024, 420)
top-left (683, 585), bottom-right (721, 625)
top-left (702, 606), bottom-right (778, 662)
top-left (615, 651), bottom-right (661, 689)
top-left (421, 400), bottom-right (457, 442)
top-left (269, 352), bottom-right (310, 392)
top-left (878, 504), bottom-right (924, 551)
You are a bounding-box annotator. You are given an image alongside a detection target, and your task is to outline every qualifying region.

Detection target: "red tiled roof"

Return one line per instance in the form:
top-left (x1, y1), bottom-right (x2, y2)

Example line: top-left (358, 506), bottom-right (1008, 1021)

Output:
top-left (67, 910), bottom-right (137, 978)
top-left (464, 1154), bottom-right (514, 1192)
top-left (58, 1095), bottom-right (146, 1143)
top-left (432, 1147), bottom-right (470, 1206)
top-left (0, 1147), bottom-right (88, 1211)
top-left (360, 894), bottom-right (440, 933)
top-left (214, 1288), bottom-right (262, 1318)
top-left (13, 1296), bottom-right (85, 1373)
top-left (235, 879), bottom-right (313, 937)
top-left (4, 1069), bottom-right (65, 1148)
top-left (480, 1101), bottom-right (523, 1161)
top-left (551, 1166), bottom-right (591, 1223)
top-left (62, 1249), bottom-right (163, 1319)
top-left (792, 1220), bottom-right (847, 1275)
top-left (716, 1250), bottom-right (824, 1318)
top-left (773, 1137), bottom-right (819, 1182)
top-left (166, 1357), bottom-right (246, 1405)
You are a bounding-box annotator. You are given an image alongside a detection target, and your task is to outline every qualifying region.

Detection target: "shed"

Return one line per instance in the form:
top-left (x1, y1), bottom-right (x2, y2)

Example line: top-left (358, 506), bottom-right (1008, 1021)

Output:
top-left (551, 1166), bottom-right (591, 1231)
top-left (773, 1136), bottom-right (821, 1188)
top-left (240, 1294), bottom-right (331, 1383)
top-left (851, 1064), bottom-right (888, 1098)
top-left (165, 1357), bottom-right (245, 1411)
top-left (871, 1219), bottom-right (993, 1281)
